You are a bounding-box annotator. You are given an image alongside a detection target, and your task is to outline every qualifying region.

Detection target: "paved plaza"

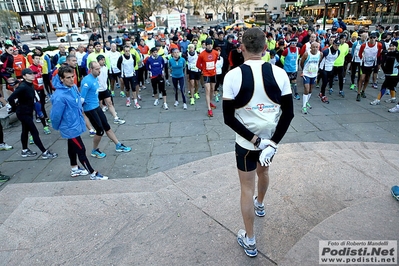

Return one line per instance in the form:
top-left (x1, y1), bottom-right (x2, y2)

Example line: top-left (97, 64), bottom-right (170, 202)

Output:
top-left (0, 69), bottom-right (399, 264)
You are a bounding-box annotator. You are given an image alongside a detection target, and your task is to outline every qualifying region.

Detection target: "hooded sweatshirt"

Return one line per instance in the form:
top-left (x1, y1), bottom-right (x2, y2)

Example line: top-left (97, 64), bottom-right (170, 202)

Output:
top-left (50, 75), bottom-right (86, 139)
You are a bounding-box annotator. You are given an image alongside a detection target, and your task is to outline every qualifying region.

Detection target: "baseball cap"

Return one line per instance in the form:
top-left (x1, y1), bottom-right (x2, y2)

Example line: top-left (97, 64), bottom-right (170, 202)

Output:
top-left (370, 32), bottom-right (378, 38)
top-left (7, 77), bottom-right (20, 86)
top-left (332, 26), bottom-right (338, 31)
top-left (22, 68), bottom-right (36, 75)
top-left (333, 39), bottom-right (341, 45)
top-left (205, 38), bottom-right (213, 45)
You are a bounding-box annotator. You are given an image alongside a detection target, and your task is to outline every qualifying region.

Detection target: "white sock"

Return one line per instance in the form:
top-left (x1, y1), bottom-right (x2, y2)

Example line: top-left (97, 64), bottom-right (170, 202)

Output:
top-left (308, 93), bottom-right (312, 101)
top-left (71, 166), bottom-right (78, 170)
top-left (134, 99), bottom-right (138, 104)
top-left (303, 94), bottom-right (307, 108)
top-left (247, 235), bottom-right (256, 245)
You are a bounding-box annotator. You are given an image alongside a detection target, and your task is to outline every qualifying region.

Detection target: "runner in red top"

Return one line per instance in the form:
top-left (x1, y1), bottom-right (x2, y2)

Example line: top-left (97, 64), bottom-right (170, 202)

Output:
top-left (196, 38), bottom-right (218, 117)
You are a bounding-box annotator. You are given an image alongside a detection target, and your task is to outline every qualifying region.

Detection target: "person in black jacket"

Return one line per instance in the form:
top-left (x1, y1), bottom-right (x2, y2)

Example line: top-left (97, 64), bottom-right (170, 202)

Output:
top-left (8, 68), bottom-right (58, 159)
top-left (0, 44), bottom-right (14, 86)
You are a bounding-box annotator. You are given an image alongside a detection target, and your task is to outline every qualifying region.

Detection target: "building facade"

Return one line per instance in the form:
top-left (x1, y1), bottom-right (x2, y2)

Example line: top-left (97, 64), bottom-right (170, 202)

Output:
top-left (0, 0), bottom-right (102, 32)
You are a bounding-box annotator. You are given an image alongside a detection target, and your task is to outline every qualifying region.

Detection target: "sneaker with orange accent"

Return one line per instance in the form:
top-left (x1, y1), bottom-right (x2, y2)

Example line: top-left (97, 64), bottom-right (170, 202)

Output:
top-left (207, 110), bottom-right (213, 117)
top-left (210, 102), bottom-right (216, 109)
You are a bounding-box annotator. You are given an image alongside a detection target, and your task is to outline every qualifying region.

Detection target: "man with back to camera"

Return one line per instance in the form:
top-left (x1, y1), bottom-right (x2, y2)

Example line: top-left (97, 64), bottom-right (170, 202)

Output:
top-left (223, 28), bottom-right (294, 257)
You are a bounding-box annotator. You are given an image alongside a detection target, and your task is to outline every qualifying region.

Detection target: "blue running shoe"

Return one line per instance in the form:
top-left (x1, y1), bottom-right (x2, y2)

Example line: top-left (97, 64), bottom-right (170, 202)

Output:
top-left (116, 143), bottom-right (131, 153)
top-left (90, 171), bottom-right (108, 180)
top-left (294, 94), bottom-right (300, 100)
top-left (329, 88), bottom-right (333, 95)
top-left (91, 148), bottom-right (106, 158)
top-left (391, 186), bottom-right (399, 201)
top-left (237, 229), bottom-right (257, 257)
top-left (253, 196), bottom-right (265, 217)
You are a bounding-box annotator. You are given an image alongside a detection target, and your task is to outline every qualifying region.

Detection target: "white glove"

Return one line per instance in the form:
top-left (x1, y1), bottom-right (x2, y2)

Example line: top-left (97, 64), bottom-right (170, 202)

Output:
top-left (6, 103), bottom-right (12, 113)
top-left (259, 145), bottom-right (278, 167)
top-left (257, 139), bottom-right (277, 150)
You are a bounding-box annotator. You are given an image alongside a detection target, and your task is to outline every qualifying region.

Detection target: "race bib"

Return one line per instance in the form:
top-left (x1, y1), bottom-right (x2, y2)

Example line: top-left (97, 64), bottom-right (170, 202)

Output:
top-left (37, 78), bottom-right (43, 86)
top-left (206, 61), bottom-right (215, 70)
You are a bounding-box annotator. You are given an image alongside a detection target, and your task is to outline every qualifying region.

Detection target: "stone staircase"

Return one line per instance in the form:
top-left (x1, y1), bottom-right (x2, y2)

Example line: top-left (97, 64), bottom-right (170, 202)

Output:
top-left (0, 141), bottom-right (398, 265)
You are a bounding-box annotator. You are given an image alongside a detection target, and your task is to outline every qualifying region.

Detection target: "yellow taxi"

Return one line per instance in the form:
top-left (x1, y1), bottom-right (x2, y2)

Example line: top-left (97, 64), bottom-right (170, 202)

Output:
top-left (353, 16), bottom-right (372, 26)
top-left (343, 16), bottom-right (356, 25)
top-left (55, 31), bottom-right (67, 37)
top-left (225, 20), bottom-right (258, 30)
top-left (326, 18), bottom-right (334, 24)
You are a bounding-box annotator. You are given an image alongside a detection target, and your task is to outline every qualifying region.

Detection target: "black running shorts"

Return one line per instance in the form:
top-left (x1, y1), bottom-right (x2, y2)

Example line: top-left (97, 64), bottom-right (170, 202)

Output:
top-left (235, 143), bottom-right (261, 172)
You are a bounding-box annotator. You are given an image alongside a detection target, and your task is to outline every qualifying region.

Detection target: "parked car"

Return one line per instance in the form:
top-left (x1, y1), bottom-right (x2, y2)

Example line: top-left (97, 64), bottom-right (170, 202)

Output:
top-left (353, 16), bottom-right (372, 26)
top-left (147, 26), bottom-right (166, 34)
top-left (31, 33), bottom-right (46, 40)
top-left (326, 18), bottom-right (334, 24)
top-left (57, 33), bottom-right (88, 43)
top-left (214, 21), bottom-right (230, 30)
top-left (128, 28), bottom-right (145, 38)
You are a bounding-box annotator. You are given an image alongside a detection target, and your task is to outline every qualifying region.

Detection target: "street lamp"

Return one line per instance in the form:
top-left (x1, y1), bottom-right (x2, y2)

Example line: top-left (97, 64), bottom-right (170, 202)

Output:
top-left (323, 0), bottom-right (330, 30)
top-left (41, 2), bottom-right (51, 47)
top-left (95, 3), bottom-right (106, 45)
top-left (263, 3), bottom-right (269, 31)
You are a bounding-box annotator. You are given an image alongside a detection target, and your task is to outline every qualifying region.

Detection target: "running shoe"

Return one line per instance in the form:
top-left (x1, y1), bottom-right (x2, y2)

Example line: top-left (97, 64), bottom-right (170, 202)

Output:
top-left (302, 107), bottom-right (307, 114)
top-left (116, 143), bottom-right (131, 153)
top-left (372, 82), bottom-right (378, 89)
top-left (294, 93), bottom-right (300, 100)
top-left (306, 102), bottom-right (312, 109)
top-left (137, 94), bottom-right (142, 100)
top-left (0, 143), bottom-right (13, 150)
top-left (70, 167), bottom-right (89, 177)
top-left (111, 91), bottom-right (115, 97)
top-left (120, 91), bottom-right (126, 97)
top-left (126, 99), bottom-right (131, 107)
top-left (183, 103), bottom-right (187, 110)
top-left (154, 99), bottom-right (159, 106)
top-left (114, 118), bottom-right (126, 125)
top-left (329, 88), bottom-right (333, 95)
top-left (91, 149), bottom-right (106, 158)
top-left (356, 94), bottom-right (361, 102)
top-left (215, 95), bottom-right (220, 102)
top-left (42, 150), bottom-right (58, 159)
top-left (321, 96), bottom-right (329, 103)
top-left (159, 93), bottom-right (163, 99)
top-left (174, 101), bottom-right (179, 107)
top-left (370, 99), bottom-right (380, 105)
top-left (339, 90), bottom-right (345, 98)
top-left (361, 91), bottom-right (366, 98)
top-left (163, 103), bottom-right (169, 110)
top-left (21, 149), bottom-right (37, 158)
top-left (350, 84), bottom-right (356, 90)
top-left (145, 79), bottom-right (150, 84)
top-left (190, 98), bottom-right (195, 105)
top-left (102, 106), bottom-right (108, 112)
top-left (385, 98), bottom-right (397, 103)
top-left (43, 126), bottom-right (51, 135)
top-left (194, 92), bottom-right (200, 99)
top-left (391, 185), bottom-right (399, 201)
top-left (237, 229), bottom-right (257, 257)
top-left (135, 102), bottom-right (141, 109)
top-left (0, 174), bottom-right (10, 182)
top-left (166, 80), bottom-right (171, 86)
top-left (389, 105), bottom-right (399, 113)
top-left (210, 102), bottom-right (216, 109)
top-left (207, 110), bottom-right (213, 117)
top-left (253, 196), bottom-right (265, 217)
top-left (90, 171), bottom-right (109, 180)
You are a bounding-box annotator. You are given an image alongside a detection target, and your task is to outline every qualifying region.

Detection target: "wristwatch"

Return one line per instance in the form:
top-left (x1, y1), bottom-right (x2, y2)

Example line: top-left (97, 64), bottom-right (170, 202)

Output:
top-left (254, 137), bottom-right (261, 148)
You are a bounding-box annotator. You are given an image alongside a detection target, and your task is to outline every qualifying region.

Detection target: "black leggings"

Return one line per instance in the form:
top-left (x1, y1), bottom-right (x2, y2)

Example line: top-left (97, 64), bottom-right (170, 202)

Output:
top-left (172, 77), bottom-right (186, 103)
top-left (151, 76), bottom-right (166, 96)
top-left (320, 69), bottom-right (334, 96)
top-left (42, 74), bottom-right (52, 96)
top-left (84, 107), bottom-right (111, 136)
top-left (68, 136), bottom-right (94, 173)
top-left (351, 62), bottom-right (361, 85)
top-left (37, 89), bottom-right (48, 119)
top-left (17, 113), bottom-right (46, 152)
top-left (122, 76), bottom-right (137, 92)
top-left (333, 66), bottom-right (344, 91)
top-left (138, 66), bottom-right (146, 84)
